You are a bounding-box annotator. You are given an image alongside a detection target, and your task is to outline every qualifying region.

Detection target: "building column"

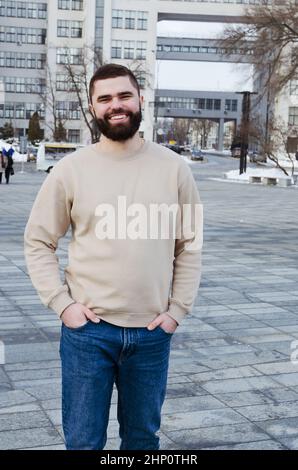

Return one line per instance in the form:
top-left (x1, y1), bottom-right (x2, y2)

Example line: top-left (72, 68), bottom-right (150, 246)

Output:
top-left (218, 118), bottom-right (224, 151)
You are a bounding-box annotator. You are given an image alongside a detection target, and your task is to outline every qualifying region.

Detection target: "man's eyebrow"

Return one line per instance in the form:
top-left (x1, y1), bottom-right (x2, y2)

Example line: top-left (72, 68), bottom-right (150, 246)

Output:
top-left (96, 91), bottom-right (134, 100)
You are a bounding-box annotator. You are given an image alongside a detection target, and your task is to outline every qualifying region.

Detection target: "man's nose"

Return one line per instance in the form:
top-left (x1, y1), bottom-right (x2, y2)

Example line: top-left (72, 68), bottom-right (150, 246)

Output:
top-left (110, 97), bottom-right (123, 108)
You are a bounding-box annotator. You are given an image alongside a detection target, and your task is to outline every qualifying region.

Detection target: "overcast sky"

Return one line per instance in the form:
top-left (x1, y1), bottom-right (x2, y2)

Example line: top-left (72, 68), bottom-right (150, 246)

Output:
top-left (156, 21), bottom-right (253, 92)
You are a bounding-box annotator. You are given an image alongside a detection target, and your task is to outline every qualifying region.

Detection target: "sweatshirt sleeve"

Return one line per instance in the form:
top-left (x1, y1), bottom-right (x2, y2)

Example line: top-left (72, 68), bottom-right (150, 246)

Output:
top-left (24, 164), bottom-right (75, 317)
top-left (168, 164), bottom-right (203, 324)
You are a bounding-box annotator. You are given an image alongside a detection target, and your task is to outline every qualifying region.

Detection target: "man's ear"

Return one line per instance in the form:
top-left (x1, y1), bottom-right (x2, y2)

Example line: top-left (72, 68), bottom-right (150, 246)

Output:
top-left (89, 103), bottom-right (95, 118)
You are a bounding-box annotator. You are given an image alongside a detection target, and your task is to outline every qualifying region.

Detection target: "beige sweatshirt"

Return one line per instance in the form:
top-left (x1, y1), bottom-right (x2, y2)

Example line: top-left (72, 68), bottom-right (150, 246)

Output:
top-left (24, 140), bottom-right (203, 327)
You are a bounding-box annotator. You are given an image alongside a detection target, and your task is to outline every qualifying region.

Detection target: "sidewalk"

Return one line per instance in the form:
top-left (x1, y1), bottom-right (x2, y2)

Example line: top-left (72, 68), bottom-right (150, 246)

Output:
top-left (0, 159), bottom-right (298, 450)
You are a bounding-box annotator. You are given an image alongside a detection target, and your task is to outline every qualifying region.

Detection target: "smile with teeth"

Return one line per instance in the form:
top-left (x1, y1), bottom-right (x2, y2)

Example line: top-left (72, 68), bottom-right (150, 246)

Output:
top-left (109, 114), bottom-right (128, 122)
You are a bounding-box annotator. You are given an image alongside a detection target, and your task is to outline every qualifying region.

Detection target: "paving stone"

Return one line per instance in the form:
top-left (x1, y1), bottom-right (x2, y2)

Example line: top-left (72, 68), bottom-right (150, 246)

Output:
top-left (164, 422), bottom-right (271, 449)
top-left (161, 408), bottom-right (247, 432)
top-left (0, 390), bottom-right (36, 408)
top-left (0, 427), bottom-right (63, 450)
top-left (202, 440), bottom-right (286, 450)
top-left (162, 395), bottom-right (225, 414)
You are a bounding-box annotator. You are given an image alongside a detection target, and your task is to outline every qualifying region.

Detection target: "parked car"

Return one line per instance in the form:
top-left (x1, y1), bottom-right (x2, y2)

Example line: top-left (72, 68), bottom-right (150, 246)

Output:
top-left (163, 144), bottom-right (182, 154)
top-left (191, 149), bottom-right (204, 161)
top-left (249, 151), bottom-right (267, 163)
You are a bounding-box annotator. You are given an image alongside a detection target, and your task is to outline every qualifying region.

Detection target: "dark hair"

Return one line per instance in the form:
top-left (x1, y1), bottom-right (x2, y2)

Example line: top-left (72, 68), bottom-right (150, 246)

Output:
top-left (89, 63), bottom-right (140, 104)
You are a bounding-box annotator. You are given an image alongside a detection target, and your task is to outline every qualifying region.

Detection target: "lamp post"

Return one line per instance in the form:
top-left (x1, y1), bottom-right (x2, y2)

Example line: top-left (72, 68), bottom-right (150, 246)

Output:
top-left (236, 91), bottom-right (257, 175)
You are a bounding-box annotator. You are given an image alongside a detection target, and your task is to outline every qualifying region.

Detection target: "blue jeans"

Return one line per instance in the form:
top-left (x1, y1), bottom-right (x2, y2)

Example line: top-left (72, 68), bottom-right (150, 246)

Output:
top-left (59, 319), bottom-right (173, 450)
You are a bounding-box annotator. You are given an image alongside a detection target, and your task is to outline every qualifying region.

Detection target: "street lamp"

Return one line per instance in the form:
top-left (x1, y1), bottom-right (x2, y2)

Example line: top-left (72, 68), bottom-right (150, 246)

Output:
top-left (236, 91), bottom-right (257, 175)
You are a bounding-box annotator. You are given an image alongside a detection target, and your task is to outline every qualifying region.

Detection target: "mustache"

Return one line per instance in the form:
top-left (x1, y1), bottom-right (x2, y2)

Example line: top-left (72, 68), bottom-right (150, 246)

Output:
top-left (104, 109), bottom-right (133, 121)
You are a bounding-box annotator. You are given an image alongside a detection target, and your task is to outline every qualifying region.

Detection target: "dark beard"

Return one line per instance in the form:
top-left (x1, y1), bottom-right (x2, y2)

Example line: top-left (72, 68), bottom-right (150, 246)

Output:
top-left (93, 106), bottom-right (142, 142)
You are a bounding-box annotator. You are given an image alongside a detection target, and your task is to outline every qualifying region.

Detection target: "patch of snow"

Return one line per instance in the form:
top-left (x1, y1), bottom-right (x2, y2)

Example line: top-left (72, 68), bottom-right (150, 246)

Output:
top-left (224, 167), bottom-right (294, 181)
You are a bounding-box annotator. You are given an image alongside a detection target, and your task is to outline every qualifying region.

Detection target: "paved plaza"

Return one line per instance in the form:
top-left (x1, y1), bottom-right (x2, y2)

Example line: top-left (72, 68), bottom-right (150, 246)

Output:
top-left (0, 155), bottom-right (298, 450)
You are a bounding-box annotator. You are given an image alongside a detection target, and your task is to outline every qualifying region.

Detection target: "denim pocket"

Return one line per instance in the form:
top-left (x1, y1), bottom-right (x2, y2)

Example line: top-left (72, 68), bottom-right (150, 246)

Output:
top-left (156, 325), bottom-right (174, 336)
top-left (63, 320), bottom-right (90, 332)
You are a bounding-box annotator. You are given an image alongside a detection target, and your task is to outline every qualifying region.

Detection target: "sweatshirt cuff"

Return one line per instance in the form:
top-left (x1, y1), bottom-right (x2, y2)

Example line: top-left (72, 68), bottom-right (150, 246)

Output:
top-left (168, 301), bottom-right (188, 325)
top-left (48, 291), bottom-right (75, 318)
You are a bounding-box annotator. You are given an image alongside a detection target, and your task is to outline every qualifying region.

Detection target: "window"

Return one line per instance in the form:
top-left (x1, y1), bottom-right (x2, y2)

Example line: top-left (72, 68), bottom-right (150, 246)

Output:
top-left (68, 129), bottom-right (80, 143)
top-left (231, 99), bottom-right (237, 111)
top-left (6, 1), bottom-right (16, 17)
top-left (17, 27), bottom-right (26, 44)
top-left (225, 99), bottom-right (231, 111)
top-left (27, 53), bottom-right (36, 68)
top-left (56, 74), bottom-right (69, 91)
top-left (70, 48), bottom-right (82, 65)
top-left (58, 0), bottom-right (70, 9)
top-left (71, 21), bottom-right (82, 38)
top-left (289, 107), bottom-right (298, 126)
top-left (69, 102), bottom-right (80, 120)
top-left (0, 26), bottom-right (5, 42)
top-left (214, 99), bottom-right (221, 110)
top-left (0, 1), bottom-right (5, 16)
top-left (125, 11), bottom-right (135, 29)
top-left (206, 99), bottom-right (213, 110)
top-left (15, 103), bottom-right (25, 119)
top-left (6, 52), bottom-right (15, 67)
top-left (290, 80), bottom-right (298, 95)
top-left (137, 74), bottom-right (146, 89)
top-left (136, 41), bottom-right (146, 60)
top-left (124, 41), bottom-right (134, 59)
top-left (112, 9), bottom-right (123, 28)
top-left (57, 48), bottom-right (68, 64)
top-left (37, 54), bottom-right (46, 69)
top-left (38, 3), bottom-right (47, 19)
top-left (17, 2), bottom-right (26, 18)
top-left (37, 28), bottom-right (46, 44)
top-left (0, 51), bottom-right (4, 66)
top-left (56, 101), bottom-right (68, 119)
top-left (5, 77), bottom-right (15, 92)
top-left (137, 11), bottom-right (148, 30)
top-left (5, 103), bottom-right (14, 119)
top-left (27, 2), bottom-right (37, 18)
top-left (57, 47), bottom-right (82, 64)
top-left (0, 104), bottom-right (4, 118)
top-left (16, 52), bottom-right (25, 68)
top-left (16, 77), bottom-right (25, 93)
top-left (198, 98), bottom-right (205, 109)
top-left (26, 103), bottom-right (35, 119)
top-left (57, 20), bottom-right (69, 37)
top-left (6, 27), bottom-right (16, 42)
top-left (72, 0), bottom-right (83, 10)
top-left (111, 40), bottom-right (122, 59)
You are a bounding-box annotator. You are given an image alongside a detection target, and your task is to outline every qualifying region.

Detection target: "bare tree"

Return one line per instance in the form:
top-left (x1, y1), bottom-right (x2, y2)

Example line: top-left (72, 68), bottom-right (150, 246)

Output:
top-left (171, 118), bottom-right (191, 145)
top-left (61, 45), bottom-right (103, 143)
top-left (191, 119), bottom-right (215, 148)
top-left (249, 114), bottom-right (297, 176)
top-left (220, 1), bottom-right (298, 98)
top-left (37, 63), bottom-right (68, 140)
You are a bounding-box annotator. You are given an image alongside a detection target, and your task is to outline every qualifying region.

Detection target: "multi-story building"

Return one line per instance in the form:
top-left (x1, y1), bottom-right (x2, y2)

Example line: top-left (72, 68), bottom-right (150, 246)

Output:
top-left (0, 0), bottom-right (296, 153)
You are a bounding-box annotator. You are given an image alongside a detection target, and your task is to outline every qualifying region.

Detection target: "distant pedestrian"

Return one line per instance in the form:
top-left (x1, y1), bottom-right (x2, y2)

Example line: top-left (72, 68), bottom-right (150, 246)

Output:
top-left (0, 150), bottom-right (8, 184)
top-left (295, 150), bottom-right (298, 161)
top-left (3, 148), bottom-right (14, 184)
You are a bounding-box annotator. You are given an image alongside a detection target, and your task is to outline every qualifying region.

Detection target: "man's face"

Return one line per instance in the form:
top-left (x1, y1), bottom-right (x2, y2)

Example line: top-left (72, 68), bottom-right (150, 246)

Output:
top-left (89, 76), bottom-right (143, 141)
